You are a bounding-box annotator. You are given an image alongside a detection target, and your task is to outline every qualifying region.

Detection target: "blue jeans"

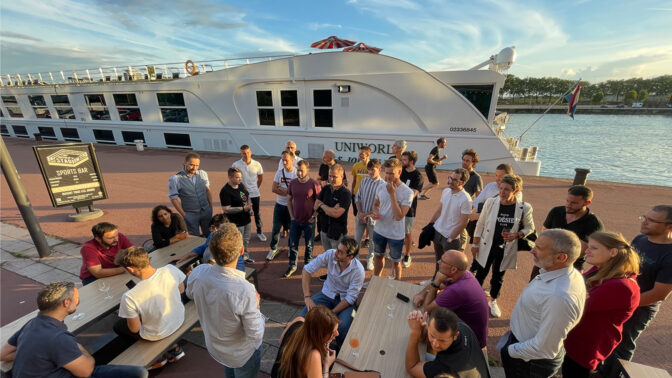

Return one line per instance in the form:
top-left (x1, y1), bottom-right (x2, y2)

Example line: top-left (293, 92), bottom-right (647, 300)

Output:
top-left (601, 305), bottom-right (658, 376)
top-left (300, 291), bottom-right (354, 348)
top-left (270, 204), bottom-right (290, 251)
top-left (92, 364), bottom-right (148, 378)
top-left (223, 345), bottom-right (262, 378)
top-left (289, 219), bottom-right (315, 267)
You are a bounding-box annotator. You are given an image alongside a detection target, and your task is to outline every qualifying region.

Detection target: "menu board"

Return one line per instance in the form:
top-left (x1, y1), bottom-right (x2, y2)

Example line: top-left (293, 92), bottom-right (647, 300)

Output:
top-left (33, 143), bottom-right (108, 207)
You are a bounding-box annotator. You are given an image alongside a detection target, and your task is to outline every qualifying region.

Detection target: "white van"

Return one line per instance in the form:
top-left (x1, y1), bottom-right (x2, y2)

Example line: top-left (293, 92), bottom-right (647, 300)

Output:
top-left (632, 102), bottom-right (643, 108)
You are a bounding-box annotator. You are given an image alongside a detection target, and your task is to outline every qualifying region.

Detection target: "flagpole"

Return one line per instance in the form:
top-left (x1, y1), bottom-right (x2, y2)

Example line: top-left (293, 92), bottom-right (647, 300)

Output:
top-left (518, 78), bottom-right (582, 143)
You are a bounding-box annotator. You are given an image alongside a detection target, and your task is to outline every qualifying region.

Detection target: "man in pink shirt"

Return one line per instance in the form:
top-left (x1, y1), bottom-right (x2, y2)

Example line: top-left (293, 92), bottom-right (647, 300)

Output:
top-left (79, 222), bottom-right (133, 285)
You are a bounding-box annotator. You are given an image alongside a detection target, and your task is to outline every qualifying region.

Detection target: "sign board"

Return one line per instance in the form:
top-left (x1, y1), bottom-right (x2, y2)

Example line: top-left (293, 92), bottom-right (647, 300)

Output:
top-left (33, 143), bottom-right (108, 207)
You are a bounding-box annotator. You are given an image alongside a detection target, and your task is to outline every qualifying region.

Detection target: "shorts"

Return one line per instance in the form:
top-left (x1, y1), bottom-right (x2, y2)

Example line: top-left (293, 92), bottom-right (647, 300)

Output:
top-left (404, 216), bottom-right (415, 234)
top-left (425, 165), bottom-right (438, 184)
top-left (373, 231), bottom-right (404, 262)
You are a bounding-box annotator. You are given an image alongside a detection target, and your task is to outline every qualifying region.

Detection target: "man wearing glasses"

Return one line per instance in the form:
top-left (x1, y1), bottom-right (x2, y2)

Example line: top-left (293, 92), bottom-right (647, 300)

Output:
top-left (603, 205), bottom-right (672, 375)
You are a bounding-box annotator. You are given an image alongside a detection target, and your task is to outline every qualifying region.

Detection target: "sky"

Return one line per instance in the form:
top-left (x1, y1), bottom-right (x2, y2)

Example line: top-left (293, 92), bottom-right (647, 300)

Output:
top-left (1, 0), bottom-right (671, 83)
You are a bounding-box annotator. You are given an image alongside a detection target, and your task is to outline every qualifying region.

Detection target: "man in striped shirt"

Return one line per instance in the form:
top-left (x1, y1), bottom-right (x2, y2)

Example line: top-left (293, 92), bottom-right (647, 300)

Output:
top-left (354, 159), bottom-right (383, 270)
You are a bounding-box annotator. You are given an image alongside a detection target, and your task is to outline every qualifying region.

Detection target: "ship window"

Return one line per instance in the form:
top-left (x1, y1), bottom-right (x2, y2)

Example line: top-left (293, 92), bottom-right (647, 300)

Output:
top-left (451, 85), bottom-right (493, 119)
top-left (157, 93), bottom-right (189, 123)
top-left (51, 95), bottom-right (75, 119)
top-left (258, 109), bottom-right (275, 126)
top-left (164, 133), bottom-right (192, 148)
top-left (1, 124), bottom-right (9, 136)
top-left (12, 125), bottom-right (29, 137)
top-left (256, 91), bottom-right (273, 107)
top-left (29, 95), bottom-right (51, 119)
top-left (122, 131), bottom-right (145, 145)
top-left (113, 93), bottom-right (139, 106)
top-left (93, 129), bottom-right (116, 144)
top-left (281, 90), bottom-right (300, 126)
top-left (313, 89), bottom-right (333, 128)
top-left (2, 96), bottom-right (23, 118)
top-left (118, 108), bottom-right (143, 122)
top-left (38, 126), bottom-right (57, 140)
top-left (61, 128), bottom-right (80, 141)
top-left (256, 91), bottom-right (275, 126)
top-left (85, 94), bottom-right (111, 120)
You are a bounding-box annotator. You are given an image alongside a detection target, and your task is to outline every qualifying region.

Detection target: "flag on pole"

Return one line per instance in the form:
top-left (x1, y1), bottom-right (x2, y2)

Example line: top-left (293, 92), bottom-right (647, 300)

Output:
top-left (565, 83), bottom-right (581, 119)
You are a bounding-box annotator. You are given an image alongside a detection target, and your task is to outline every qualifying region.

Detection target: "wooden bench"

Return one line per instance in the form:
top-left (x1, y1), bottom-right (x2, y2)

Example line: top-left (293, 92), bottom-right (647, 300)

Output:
top-left (108, 301), bottom-right (199, 368)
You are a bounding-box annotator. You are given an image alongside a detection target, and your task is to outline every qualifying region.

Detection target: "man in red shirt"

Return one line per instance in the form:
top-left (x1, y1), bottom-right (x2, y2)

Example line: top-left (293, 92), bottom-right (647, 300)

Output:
top-left (79, 222), bottom-right (133, 285)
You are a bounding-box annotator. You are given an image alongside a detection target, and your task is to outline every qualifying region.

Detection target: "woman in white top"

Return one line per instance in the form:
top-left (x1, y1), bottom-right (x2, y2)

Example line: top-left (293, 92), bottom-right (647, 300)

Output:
top-left (471, 174), bottom-right (534, 318)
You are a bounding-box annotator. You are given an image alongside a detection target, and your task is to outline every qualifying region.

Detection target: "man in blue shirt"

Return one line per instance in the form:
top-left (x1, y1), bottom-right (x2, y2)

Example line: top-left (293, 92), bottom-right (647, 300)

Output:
top-left (1, 281), bottom-right (147, 378)
top-left (300, 236), bottom-right (365, 348)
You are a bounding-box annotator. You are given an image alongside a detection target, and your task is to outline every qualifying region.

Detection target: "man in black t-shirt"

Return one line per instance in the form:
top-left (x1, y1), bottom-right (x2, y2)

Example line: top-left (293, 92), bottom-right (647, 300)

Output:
top-left (219, 167), bottom-right (254, 263)
top-left (315, 164), bottom-right (351, 251)
top-left (400, 151), bottom-right (424, 268)
top-left (406, 307), bottom-right (490, 378)
top-left (461, 149), bottom-right (483, 198)
top-left (531, 185), bottom-right (603, 279)
top-left (420, 137), bottom-right (447, 200)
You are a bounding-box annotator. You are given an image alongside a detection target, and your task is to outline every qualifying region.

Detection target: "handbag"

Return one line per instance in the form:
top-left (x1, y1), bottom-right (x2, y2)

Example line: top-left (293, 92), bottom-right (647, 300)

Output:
top-left (328, 359), bottom-right (381, 378)
top-left (516, 202), bottom-right (537, 251)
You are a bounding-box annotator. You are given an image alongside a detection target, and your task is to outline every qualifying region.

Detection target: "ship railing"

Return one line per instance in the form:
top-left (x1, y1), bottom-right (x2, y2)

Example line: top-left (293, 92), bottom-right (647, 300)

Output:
top-left (0, 54), bottom-right (296, 87)
top-left (500, 135), bottom-right (538, 162)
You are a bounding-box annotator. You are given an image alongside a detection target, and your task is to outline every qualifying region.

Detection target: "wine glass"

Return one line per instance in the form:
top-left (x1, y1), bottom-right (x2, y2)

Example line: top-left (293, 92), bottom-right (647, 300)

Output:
top-left (386, 304), bottom-right (395, 319)
top-left (499, 228), bottom-right (511, 249)
top-left (98, 281), bottom-right (112, 300)
top-left (349, 337), bottom-right (360, 358)
top-left (72, 313), bottom-right (85, 321)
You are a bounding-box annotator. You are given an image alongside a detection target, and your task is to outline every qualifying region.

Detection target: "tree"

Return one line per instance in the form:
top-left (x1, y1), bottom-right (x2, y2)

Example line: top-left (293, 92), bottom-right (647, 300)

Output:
top-left (591, 91), bottom-right (604, 104)
top-left (623, 90), bottom-right (638, 103)
top-left (639, 89), bottom-right (649, 102)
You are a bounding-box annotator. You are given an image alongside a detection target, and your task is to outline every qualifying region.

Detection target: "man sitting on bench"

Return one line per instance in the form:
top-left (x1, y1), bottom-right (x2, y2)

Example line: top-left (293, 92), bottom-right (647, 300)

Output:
top-left (114, 246), bottom-right (187, 370)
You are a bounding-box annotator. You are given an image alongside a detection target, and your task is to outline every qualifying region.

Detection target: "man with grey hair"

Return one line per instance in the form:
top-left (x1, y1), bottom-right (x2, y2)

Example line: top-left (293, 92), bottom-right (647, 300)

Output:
top-left (499, 229), bottom-right (586, 378)
top-left (1, 282), bottom-right (147, 378)
top-left (390, 139), bottom-right (406, 160)
top-left (187, 223), bottom-right (264, 377)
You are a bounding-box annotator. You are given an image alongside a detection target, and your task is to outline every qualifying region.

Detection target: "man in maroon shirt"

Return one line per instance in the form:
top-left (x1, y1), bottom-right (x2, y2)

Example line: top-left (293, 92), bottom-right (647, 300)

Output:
top-left (79, 222), bottom-right (133, 285)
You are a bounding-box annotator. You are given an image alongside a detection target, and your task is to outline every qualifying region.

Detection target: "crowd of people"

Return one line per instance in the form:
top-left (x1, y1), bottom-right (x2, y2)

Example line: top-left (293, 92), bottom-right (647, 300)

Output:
top-left (1, 139), bottom-right (671, 378)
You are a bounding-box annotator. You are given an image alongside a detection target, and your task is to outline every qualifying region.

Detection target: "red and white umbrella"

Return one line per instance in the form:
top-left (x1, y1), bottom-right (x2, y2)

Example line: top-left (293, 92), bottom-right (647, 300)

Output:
top-left (342, 42), bottom-right (383, 54)
top-left (310, 36), bottom-right (356, 49)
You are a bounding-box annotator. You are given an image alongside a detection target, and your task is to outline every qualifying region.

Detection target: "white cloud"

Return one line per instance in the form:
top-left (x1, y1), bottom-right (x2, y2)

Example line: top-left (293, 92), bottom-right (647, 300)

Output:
top-left (308, 23), bottom-right (343, 31)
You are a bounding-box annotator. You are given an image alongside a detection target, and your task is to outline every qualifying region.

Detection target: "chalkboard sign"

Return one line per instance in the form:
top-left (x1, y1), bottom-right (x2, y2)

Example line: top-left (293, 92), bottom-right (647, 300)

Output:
top-left (33, 143), bottom-right (108, 207)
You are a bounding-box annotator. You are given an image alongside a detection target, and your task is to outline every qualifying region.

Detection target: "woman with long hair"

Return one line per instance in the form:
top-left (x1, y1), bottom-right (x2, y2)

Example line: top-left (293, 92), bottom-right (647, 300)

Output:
top-left (471, 174), bottom-right (534, 318)
top-left (563, 231), bottom-right (640, 377)
top-left (151, 205), bottom-right (187, 249)
top-left (271, 306), bottom-right (339, 378)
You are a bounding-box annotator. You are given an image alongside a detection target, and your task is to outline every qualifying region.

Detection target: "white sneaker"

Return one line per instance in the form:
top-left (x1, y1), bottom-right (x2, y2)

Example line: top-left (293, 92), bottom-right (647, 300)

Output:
top-left (489, 300), bottom-right (502, 318)
top-left (257, 233), bottom-right (267, 242)
top-left (366, 255), bottom-right (374, 271)
top-left (402, 255), bottom-right (412, 268)
top-left (266, 249), bottom-right (279, 261)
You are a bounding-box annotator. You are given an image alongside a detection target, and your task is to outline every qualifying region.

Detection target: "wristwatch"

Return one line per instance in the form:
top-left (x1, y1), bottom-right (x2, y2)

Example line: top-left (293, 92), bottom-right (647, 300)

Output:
top-left (430, 282), bottom-right (440, 289)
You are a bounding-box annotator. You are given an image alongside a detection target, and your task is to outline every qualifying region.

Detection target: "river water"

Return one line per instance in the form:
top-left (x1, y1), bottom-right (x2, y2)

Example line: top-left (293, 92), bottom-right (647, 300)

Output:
top-left (503, 114), bottom-right (672, 187)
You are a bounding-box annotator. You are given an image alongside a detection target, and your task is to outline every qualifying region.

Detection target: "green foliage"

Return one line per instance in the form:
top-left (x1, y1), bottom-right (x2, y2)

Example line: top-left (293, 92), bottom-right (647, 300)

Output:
top-left (624, 90), bottom-right (638, 103)
top-left (591, 91), bottom-right (604, 104)
top-left (639, 89), bottom-right (649, 102)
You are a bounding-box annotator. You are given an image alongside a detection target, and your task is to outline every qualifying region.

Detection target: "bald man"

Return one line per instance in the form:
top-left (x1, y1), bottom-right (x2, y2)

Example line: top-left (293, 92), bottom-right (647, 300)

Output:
top-left (277, 140), bottom-right (303, 170)
top-left (412, 250), bottom-right (489, 348)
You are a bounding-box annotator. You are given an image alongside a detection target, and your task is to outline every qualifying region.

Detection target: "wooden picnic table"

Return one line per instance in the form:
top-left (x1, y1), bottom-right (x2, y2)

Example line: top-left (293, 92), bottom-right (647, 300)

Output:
top-left (0, 236), bottom-right (204, 372)
top-left (333, 276), bottom-right (426, 378)
top-left (619, 359), bottom-right (672, 378)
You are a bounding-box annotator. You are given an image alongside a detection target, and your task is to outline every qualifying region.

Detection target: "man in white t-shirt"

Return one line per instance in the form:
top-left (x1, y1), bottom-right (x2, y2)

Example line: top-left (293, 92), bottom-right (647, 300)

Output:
top-left (277, 140), bottom-right (303, 170)
top-left (371, 158), bottom-right (414, 280)
top-left (429, 168), bottom-right (472, 273)
top-left (267, 150), bottom-right (298, 260)
top-left (114, 246), bottom-right (186, 368)
top-left (232, 145), bottom-right (266, 242)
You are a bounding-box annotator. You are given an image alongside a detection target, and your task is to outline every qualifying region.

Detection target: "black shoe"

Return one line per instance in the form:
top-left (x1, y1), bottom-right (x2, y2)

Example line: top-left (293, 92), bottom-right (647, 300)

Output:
top-left (283, 266), bottom-right (297, 278)
top-left (319, 274), bottom-right (327, 282)
top-left (314, 234), bottom-right (321, 242)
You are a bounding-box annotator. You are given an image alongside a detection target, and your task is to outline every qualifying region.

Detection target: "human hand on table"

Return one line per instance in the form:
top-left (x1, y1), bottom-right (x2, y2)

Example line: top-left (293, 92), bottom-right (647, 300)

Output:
top-left (175, 252), bottom-right (197, 265)
top-left (407, 310), bottom-right (427, 336)
top-left (412, 292), bottom-right (426, 308)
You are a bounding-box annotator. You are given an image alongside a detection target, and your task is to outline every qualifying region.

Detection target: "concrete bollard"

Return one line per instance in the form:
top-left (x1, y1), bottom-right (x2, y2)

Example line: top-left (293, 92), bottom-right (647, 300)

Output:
top-left (134, 139), bottom-right (144, 151)
top-left (573, 168), bottom-right (591, 186)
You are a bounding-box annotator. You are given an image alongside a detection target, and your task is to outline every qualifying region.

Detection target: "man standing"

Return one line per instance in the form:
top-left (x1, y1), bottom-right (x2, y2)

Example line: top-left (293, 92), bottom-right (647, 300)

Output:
top-left (405, 308), bottom-right (490, 378)
top-left (220, 167), bottom-right (254, 264)
top-left (354, 159), bottom-right (384, 270)
top-left (400, 151), bottom-right (424, 268)
top-left (531, 185), bottom-right (603, 278)
top-left (429, 169), bottom-right (472, 266)
top-left (461, 149), bottom-right (483, 199)
top-left (351, 146), bottom-right (371, 218)
top-left (315, 164), bottom-right (351, 251)
top-left (472, 163), bottom-right (517, 216)
top-left (79, 222), bottom-right (133, 285)
top-left (277, 140), bottom-right (303, 170)
top-left (603, 205), bottom-right (672, 374)
top-left (187, 224), bottom-right (264, 377)
top-left (500, 229), bottom-right (586, 378)
top-left (114, 247), bottom-right (186, 368)
top-left (390, 140), bottom-right (406, 160)
top-left (168, 152), bottom-right (213, 236)
top-left (372, 158), bottom-right (414, 280)
top-left (267, 151), bottom-right (298, 261)
top-left (284, 160), bottom-right (322, 277)
top-left (1, 282), bottom-right (148, 378)
top-left (301, 237), bottom-right (364, 348)
top-left (411, 250), bottom-right (489, 349)
top-left (318, 150), bottom-right (347, 187)
top-left (232, 145), bottom-right (266, 242)
top-left (420, 137), bottom-right (447, 200)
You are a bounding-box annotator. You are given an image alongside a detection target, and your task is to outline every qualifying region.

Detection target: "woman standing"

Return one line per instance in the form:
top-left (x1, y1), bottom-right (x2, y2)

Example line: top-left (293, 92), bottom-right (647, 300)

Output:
top-left (151, 205), bottom-right (187, 249)
top-left (272, 306), bottom-right (338, 378)
top-left (563, 231), bottom-right (640, 377)
top-left (471, 174), bottom-right (534, 318)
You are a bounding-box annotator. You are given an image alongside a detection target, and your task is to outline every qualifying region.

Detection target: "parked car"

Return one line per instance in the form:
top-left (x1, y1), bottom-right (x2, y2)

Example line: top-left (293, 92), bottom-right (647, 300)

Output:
top-left (617, 104), bottom-right (625, 108)
top-left (600, 105), bottom-right (608, 108)
top-left (632, 102), bottom-right (643, 108)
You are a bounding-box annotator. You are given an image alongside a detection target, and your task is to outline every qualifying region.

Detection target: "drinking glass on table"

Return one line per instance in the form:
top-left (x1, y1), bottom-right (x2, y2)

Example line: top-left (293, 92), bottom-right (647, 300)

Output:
top-left (98, 281), bottom-right (112, 300)
top-left (349, 336), bottom-right (360, 358)
top-left (498, 228), bottom-right (511, 249)
top-left (386, 303), bottom-right (395, 319)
